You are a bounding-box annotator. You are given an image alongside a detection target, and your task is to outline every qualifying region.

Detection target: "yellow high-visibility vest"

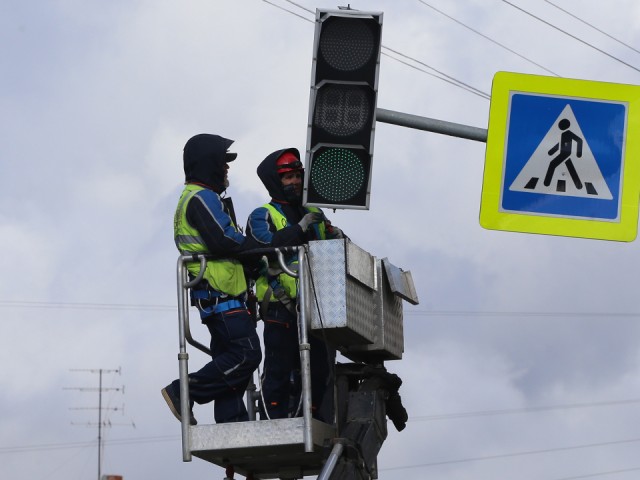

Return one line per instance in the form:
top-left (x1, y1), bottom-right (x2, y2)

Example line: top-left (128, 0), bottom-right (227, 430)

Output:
top-left (174, 184), bottom-right (246, 297)
top-left (255, 203), bottom-right (325, 302)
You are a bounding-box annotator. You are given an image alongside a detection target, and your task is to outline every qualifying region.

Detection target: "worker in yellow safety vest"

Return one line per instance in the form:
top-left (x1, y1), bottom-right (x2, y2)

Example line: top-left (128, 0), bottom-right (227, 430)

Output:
top-left (246, 148), bottom-right (344, 421)
top-left (162, 133), bottom-right (262, 426)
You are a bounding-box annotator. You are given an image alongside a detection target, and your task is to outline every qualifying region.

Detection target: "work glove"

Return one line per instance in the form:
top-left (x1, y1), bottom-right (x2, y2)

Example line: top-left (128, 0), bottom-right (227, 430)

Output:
top-left (298, 212), bottom-right (323, 232)
top-left (325, 220), bottom-right (344, 239)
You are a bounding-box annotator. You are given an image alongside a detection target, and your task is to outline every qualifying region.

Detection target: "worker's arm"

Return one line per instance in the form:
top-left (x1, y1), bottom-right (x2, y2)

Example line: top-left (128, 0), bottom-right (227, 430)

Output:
top-left (187, 190), bottom-right (259, 255)
top-left (246, 206), bottom-right (306, 248)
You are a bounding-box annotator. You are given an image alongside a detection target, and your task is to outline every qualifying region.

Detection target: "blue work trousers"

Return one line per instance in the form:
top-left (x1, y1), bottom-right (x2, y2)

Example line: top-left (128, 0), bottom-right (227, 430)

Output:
top-left (172, 307), bottom-right (262, 423)
top-left (261, 303), bottom-right (334, 422)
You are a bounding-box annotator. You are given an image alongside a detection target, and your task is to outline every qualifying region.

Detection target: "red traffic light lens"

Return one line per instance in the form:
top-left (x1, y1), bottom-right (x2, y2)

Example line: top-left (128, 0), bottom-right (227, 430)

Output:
top-left (319, 17), bottom-right (376, 72)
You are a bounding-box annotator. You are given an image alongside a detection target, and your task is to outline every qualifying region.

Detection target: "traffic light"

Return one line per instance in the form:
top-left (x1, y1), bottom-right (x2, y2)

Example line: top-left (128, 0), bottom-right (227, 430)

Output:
top-left (303, 8), bottom-right (383, 210)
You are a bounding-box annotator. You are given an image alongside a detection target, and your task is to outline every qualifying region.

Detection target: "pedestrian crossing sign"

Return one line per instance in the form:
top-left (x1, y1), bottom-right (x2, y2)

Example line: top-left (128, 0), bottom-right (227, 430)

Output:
top-left (480, 72), bottom-right (640, 241)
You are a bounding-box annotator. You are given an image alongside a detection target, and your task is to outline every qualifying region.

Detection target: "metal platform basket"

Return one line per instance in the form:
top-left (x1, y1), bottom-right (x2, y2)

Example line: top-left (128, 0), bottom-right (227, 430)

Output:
top-left (307, 239), bottom-right (418, 361)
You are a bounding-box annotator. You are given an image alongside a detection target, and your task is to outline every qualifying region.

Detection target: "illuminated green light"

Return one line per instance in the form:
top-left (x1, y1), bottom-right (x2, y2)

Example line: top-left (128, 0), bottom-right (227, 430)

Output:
top-left (310, 148), bottom-right (366, 202)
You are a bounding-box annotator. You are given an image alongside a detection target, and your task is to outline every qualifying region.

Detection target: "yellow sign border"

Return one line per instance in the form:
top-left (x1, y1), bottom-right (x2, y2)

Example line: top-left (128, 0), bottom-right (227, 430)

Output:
top-left (481, 71), bottom-right (640, 242)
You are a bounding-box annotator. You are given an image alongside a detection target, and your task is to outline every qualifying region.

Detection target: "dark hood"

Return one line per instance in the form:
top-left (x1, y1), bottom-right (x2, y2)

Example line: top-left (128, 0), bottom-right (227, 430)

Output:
top-left (256, 147), bottom-right (300, 202)
top-left (183, 134), bottom-right (234, 192)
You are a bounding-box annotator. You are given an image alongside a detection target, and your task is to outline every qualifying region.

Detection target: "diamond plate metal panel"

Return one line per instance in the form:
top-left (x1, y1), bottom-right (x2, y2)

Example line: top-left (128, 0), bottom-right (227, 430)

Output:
top-left (307, 239), bottom-right (409, 360)
top-left (308, 239), bottom-right (375, 346)
top-left (346, 240), bottom-right (376, 289)
top-left (345, 259), bottom-right (404, 361)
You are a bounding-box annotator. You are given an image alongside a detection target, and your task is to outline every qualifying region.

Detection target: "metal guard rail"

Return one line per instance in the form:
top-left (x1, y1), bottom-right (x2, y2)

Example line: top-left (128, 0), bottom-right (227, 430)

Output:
top-left (175, 246), bottom-right (315, 461)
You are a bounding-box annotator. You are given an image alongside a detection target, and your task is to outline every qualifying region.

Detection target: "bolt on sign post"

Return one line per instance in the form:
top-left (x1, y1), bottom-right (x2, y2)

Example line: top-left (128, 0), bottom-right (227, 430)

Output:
top-left (303, 8), bottom-right (383, 210)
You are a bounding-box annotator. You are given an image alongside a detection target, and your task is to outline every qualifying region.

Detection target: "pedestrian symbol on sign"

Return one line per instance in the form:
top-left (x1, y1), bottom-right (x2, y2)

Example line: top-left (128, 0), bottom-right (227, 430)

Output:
top-left (509, 104), bottom-right (613, 200)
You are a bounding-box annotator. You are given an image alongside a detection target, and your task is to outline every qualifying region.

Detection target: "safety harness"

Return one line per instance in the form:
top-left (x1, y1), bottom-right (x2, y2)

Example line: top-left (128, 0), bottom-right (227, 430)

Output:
top-left (257, 203), bottom-right (326, 317)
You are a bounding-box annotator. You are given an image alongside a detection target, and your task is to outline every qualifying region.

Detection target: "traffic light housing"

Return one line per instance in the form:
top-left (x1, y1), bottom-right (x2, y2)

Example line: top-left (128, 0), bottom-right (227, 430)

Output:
top-left (303, 8), bottom-right (383, 210)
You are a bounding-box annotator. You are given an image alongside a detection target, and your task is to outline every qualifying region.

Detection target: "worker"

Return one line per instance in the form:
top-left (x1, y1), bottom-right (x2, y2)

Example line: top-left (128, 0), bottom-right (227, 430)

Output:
top-left (246, 147), bottom-right (343, 422)
top-left (162, 133), bottom-right (262, 425)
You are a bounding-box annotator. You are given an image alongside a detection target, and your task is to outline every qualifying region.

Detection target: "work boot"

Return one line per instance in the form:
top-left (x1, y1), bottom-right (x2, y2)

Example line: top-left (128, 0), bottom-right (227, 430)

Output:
top-left (161, 383), bottom-right (197, 425)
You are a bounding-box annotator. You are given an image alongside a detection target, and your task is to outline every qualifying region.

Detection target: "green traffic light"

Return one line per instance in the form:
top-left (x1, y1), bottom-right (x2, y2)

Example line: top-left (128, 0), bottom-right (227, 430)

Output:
top-left (310, 148), bottom-right (366, 202)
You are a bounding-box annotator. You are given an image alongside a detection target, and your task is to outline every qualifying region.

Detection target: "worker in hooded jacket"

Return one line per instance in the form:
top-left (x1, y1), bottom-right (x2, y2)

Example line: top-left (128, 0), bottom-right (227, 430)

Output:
top-left (162, 133), bottom-right (262, 425)
top-left (246, 148), bottom-right (343, 422)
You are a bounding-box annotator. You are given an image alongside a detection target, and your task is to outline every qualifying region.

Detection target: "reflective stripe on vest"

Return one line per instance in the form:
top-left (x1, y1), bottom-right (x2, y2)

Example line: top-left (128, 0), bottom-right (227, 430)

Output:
top-left (255, 203), bottom-right (325, 302)
top-left (174, 184), bottom-right (246, 297)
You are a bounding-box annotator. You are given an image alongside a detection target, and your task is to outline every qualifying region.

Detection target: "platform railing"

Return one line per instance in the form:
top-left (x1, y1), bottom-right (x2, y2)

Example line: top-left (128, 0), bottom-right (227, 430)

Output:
top-left (174, 246), bottom-right (315, 462)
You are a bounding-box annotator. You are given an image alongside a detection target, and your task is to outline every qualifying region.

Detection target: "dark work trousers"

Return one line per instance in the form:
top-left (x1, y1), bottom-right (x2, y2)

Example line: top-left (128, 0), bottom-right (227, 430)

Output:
top-left (261, 303), bottom-right (335, 422)
top-left (170, 307), bottom-right (262, 423)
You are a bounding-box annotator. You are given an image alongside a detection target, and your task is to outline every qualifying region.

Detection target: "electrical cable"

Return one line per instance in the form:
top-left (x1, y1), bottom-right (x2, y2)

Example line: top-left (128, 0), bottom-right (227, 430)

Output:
top-left (500, 0), bottom-right (640, 74)
top-left (379, 437), bottom-right (640, 471)
top-left (542, 0), bottom-right (640, 56)
top-left (411, 398), bottom-right (640, 421)
top-left (282, 0), bottom-right (314, 15)
top-left (262, 0), bottom-right (492, 100)
top-left (551, 466), bottom-right (640, 480)
top-left (303, 246), bottom-right (336, 418)
top-left (382, 46), bottom-right (491, 99)
top-left (0, 435), bottom-right (179, 455)
top-left (404, 309), bottom-right (640, 318)
top-left (0, 300), bottom-right (173, 311)
top-left (3, 300), bottom-right (640, 320)
top-left (417, 0), bottom-right (559, 76)
top-left (262, 0), bottom-right (313, 23)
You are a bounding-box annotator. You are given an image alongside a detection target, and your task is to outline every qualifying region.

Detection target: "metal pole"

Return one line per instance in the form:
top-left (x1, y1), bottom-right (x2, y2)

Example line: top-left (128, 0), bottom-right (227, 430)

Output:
top-left (317, 441), bottom-right (345, 480)
top-left (297, 246), bottom-right (314, 452)
top-left (376, 107), bottom-right (488, 143)
top-left (176, 256), bottom-right (192, 462)
top-left (97, 369), bottom-right (102, 480)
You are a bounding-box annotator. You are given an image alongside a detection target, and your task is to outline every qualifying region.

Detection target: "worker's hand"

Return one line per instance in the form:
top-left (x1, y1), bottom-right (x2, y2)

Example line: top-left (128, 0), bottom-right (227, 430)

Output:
top-left (327, 226), bottom-right (344, 239)
top-left (298, 212), bottom-right (323, 232)
top-left (325, 220), bottom-right (344, 239)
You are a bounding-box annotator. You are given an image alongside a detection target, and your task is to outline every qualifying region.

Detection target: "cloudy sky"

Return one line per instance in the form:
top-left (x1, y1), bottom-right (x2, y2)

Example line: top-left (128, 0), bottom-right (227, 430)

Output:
top-left (2, 0), bottom-right (640, 479)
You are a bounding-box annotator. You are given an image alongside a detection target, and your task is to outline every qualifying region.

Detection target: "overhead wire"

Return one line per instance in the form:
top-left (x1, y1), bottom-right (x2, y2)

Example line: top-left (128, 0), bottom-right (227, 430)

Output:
top-left (262, 0), bottom-right (313, 23)
top-left (282, 0), bottom-right (314, 15)
top-left (0, 300), bottom-right (173, 312)
top-left (381, 45), bottom-right (490, 99)
top-left (379, 437), bottom-right (640, 471)
top-left (263, 0), bottom-right (491, 100)
top-left (500, 0), bottom-right (640, 75)
top-left (551, 467), bottom-right (640, 480)
top-left (0, 435), bottom-right (179, 454)
top-left (412, 398), bottom-right (640, 421)
top-left (404, 309), bottom-right (640, 318)
top-left (3, 300), bottom-right (640, 319)
top-left (542, 0), bottom-right (640, 56)
top-left (417, 0), bottom-right (559, 76)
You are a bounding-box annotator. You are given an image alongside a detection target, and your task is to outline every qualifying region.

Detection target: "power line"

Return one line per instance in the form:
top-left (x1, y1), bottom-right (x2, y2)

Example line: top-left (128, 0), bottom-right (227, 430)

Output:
top-left (542, 0), bottom-right (640, 56)
top-left (412, 398), bottom-right (640, 422)
top-left (500, 0), bottom-right (640, 75)
top-left (3, 299), bottom-right (640, 320)
top-left (552, 467), bottom-right (640, 480)
top-left (0, 300), bottom-right (174, 312)
top-left (0, 435), bottom-right (179, 455)
top-left (262, 0), bottom-right (491, 99)
top-left (417, 0), bottom-right (559, 76)
top-left (282, 0), bottom-right (314, 15)
top-left (405, 309), bottom-right (640, 318)
top-left (380, 437), bottom-right (640, 471)
top-left (382, 45), bottom-right (491, 99)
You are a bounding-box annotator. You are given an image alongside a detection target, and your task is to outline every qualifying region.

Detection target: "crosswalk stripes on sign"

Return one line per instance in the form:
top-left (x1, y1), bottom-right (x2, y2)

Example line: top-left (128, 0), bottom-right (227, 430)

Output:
top-left (508, 104), bottom-right (612, 200)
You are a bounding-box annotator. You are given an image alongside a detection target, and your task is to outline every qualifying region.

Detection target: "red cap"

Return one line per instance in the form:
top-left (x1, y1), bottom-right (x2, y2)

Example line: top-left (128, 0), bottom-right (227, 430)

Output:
top-left (276, 152), bottom-right (303, 174)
